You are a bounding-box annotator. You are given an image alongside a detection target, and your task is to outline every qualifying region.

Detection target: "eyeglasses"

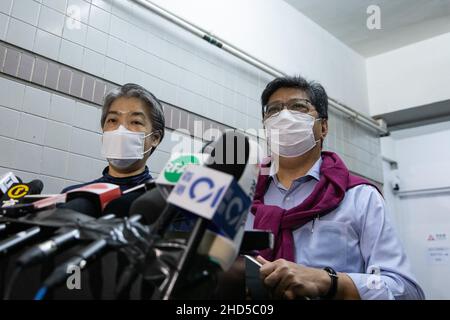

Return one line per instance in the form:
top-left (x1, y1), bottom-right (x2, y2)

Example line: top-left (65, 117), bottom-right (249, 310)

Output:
top-left (263, 99), bottom-right (316, 119)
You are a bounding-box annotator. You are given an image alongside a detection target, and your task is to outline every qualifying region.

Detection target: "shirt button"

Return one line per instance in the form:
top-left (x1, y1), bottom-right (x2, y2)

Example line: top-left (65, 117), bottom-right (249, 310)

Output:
top-left (286, 197), bottom-right (290, 201)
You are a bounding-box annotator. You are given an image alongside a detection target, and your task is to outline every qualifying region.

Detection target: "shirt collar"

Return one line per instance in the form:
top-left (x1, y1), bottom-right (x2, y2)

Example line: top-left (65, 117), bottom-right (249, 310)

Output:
top-left (269, 157), bottom-right (322, 183)
top-left (308, 157), bottom-right (322, 181)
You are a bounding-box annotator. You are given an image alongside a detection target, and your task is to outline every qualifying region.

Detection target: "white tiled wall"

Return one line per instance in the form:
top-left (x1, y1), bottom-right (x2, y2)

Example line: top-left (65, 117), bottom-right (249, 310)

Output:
top-left (0, 73), bottom-right (205, 192)
top-left (0, 0), bottom-right (383, 193)
top-left (0, 76), bottom-right (106, 191)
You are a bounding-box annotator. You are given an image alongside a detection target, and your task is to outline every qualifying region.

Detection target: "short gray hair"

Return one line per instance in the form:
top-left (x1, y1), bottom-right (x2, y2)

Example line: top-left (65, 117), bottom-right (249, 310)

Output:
top-left (101, 83), bottom-right (165, 145)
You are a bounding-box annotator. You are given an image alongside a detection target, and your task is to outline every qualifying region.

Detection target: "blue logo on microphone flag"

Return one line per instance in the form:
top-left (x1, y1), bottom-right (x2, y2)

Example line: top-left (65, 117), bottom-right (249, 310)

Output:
top-left (213, 179), bottom-right (250, 239)
top-left (167, 165), bottom-right (251, 239)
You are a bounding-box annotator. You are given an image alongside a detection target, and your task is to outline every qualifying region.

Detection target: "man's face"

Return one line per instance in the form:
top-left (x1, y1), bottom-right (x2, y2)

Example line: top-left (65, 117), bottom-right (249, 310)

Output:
top-left (103, 97), bottom-right (160, 171)
top-left (265, 87), bottom-right (328, 148)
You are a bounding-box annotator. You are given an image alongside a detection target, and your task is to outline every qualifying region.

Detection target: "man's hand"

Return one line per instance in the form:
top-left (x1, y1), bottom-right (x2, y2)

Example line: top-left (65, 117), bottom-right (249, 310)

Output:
top-left (256, 256), bottom-right (331, 300)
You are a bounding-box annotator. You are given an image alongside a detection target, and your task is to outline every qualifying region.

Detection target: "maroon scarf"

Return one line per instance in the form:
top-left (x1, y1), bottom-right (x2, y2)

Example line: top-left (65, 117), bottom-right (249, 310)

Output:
top-left (250, 151), bottom-right (379, 262)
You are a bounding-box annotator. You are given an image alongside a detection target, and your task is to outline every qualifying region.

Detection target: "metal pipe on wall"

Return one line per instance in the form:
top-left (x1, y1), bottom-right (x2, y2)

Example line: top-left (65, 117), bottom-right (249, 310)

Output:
top-left (132, 0), bottom-right (389, 136)
top-left (397, 186), bottom-right (450, 198)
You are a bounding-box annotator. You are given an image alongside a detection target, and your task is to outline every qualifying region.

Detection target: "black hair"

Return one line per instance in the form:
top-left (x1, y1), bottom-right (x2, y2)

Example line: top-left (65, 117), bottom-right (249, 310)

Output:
top-left (261, 75), bottom-right (328, 119)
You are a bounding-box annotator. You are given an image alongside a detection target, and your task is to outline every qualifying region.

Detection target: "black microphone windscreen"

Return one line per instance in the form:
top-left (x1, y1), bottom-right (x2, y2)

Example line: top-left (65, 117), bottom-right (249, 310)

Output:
top-left (240, 230), bottom-right (274, 253)
top-left (60, 197), bottom-right (99, 218)
top-left (28, 179), bottom-right (44, 194)
top-left (129, 188), bottom-right (167, 225)
top-left (0, 179), bottom-right (44, 203)
top-left (205, 131), bottom-right (250, 180)
top-left (103, 190), bottom-right (145, 218)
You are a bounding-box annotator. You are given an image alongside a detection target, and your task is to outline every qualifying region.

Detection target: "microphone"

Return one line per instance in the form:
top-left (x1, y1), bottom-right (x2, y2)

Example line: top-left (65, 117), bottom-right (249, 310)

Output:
top-left (0, 226), bottom-right (41, 255)
top-left (64, 183), bottom-right (122, 213)
top-left (103, 181), bottom-right (156, 218)
top-left (36, 215), bottom-right (142, 296)
top-left (2, 182), bottom-right (152, 299)
top-left (127, 156), bottom-right (207, 234)
top-left (1, 179), bottom-right (44, 208)
top-left (61, 181), bottom-right (153, 217)
top-left (0, 207), bottom-right (96, 256)
top-left (128, 187), bottom-right (168, 226)
top-left (2, 180), bottom-right (152, 219)
top-left (181, 132), bottom-right (260, 270)
top-left (1, 206), bottom-right (118, 299)
top-left (150, 131), bottom-right (260, 299)
top-left (115, 131), bottom-right (260, 299)
top-left (155, 153), bottom-right (208, 198)
top-left (0, 172), bottom-right (21, 197)
top-left (8, 183), bottom-right (154, 268)
top-left (1, 192), bottom-right (66, 218)
top-left (115, 187), bottom-right (172, 299)
top-left (132, 133), bottom-right (259, 236)
top-left (239, 230), bottom-right (274, 254)
top-left (15, 214), bottom-right (116, 268)
top-left (2, 182), bottom-right (133, 218)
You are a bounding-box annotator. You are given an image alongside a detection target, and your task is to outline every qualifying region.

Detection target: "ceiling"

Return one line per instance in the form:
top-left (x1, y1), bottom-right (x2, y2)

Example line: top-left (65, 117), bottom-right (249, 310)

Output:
top-left (374, 99), bottom-right (450, 131)
top-left (284, 0), bottom-right (450, 57)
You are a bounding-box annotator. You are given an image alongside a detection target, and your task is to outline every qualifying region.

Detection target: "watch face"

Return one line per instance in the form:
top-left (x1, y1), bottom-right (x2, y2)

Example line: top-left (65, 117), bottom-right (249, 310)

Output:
top-left (325, 267), bottom-right (337, 275)
top-left (322, 267), bottom-right (338, 299)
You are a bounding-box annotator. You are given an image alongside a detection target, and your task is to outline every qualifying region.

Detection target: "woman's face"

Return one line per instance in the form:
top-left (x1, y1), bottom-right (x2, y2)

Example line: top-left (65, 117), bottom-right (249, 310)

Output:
top-left (103, 97), bottom-right (160, 172)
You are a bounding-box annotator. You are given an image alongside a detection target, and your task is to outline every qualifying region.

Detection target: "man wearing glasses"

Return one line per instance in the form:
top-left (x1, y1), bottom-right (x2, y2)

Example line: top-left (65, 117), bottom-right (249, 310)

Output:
top-left (246, 76), bottom-right (424, 300)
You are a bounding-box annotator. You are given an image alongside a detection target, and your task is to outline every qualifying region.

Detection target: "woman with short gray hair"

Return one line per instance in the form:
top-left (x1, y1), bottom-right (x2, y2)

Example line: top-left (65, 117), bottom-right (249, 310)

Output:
top-left (62, 83), bottom-right (165, 193)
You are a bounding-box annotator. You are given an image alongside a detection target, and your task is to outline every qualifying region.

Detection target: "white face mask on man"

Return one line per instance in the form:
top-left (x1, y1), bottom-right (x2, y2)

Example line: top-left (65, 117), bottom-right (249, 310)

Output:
top-left (101, 125), bottom-right (155, 169)
top-left (264, 109), bottom-right (321, 158)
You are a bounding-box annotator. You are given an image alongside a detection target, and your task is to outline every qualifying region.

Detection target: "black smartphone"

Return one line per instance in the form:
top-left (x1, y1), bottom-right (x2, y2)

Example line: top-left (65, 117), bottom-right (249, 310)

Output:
top-left (244, 255), bottom-right (271, 300)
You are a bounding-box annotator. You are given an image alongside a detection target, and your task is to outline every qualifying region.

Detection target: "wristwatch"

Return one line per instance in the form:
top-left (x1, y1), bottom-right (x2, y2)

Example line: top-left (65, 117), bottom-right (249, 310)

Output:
top-left (321, 267), bottom-right (338, 299)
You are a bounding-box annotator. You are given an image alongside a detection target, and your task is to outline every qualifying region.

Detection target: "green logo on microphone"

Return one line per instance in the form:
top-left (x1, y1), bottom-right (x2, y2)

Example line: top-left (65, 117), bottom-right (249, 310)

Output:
top-left (164, 155), bottom-right (200, 183)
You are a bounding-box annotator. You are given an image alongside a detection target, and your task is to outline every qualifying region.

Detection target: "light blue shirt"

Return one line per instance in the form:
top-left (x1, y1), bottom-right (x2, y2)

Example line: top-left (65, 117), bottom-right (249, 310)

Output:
top-left (246, 157), bottom-right (425, 300)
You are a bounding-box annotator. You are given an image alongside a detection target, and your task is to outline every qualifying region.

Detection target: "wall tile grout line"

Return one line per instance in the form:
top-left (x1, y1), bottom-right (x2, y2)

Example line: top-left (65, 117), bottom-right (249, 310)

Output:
top-left (7, 0), bottom-right (266, 103)
top-left (0, 40), bottom-right (246, 139)
top-left (0, 1), bottom-right (383, 186)
top-left (0, 132), bottom-right (104, 161)
top-left (0, 164), bottom-right (85, 185)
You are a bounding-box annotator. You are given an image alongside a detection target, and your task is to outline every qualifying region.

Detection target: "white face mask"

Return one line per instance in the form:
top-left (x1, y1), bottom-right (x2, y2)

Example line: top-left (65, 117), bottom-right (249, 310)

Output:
top-left (264, 110), bottom-right (321, 158)
top-left (101, 125), bottom-right (155, 169)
